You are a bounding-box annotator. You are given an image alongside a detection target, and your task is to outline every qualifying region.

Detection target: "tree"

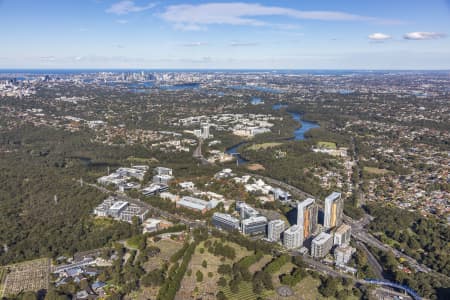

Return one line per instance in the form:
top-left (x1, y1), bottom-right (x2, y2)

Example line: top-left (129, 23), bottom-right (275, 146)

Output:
top-left (319, 277), bottom-right (339, 297)
top-left (196, 270), bottom-right (204, 282)
top-left (202, 260), bottom-right (208, 268)
top-left (218, 277), bottom-right (227, 287)
top-left (216, 291), bottom-right (228, 300)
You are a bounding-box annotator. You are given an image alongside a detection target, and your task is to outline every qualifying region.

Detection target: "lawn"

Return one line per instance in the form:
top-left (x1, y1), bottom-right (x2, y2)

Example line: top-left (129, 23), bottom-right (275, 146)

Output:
top-left (144, 238), bottom-right (184, 271)
top-left (363, 167), bottom-right (391, 175)
top-left (317, 141), bottom-right (337, 149)
top-left (247, 142), bottom-right (283, 151)
top-left (221, 281), bottom-right (260, 300)
top-left (176, 239), bottom-right (252, 299)
top-left (0, 268), bottom-right (6, 297)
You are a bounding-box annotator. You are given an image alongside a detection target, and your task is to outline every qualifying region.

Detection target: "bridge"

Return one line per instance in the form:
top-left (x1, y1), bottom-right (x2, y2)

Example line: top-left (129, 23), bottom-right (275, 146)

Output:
top-left (364, 279), bottom-right (422, 300)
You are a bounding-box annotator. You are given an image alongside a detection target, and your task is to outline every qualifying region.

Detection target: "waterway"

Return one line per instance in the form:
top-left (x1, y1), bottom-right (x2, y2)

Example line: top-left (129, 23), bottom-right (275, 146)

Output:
top-left (225, 103), bottom-right (320, 164)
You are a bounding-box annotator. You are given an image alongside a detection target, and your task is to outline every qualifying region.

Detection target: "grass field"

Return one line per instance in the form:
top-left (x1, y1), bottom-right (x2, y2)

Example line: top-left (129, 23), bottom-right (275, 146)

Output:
top-left (126, 156), bottom-right (158, 164)
top-left (221, 281), bottom-right (260, 300)
top-left (247, 142), bottom-right (283, 151)
top-left (317, 141), bottom-right (337, 149)
top-left (144, 238), bottom-right (184, 271)
top-left (0, 268), bottom-right (6, 298)
top-left (363, 167), bottom-right (391, 175)
top-left (176, 239), bottom-right (253, 300)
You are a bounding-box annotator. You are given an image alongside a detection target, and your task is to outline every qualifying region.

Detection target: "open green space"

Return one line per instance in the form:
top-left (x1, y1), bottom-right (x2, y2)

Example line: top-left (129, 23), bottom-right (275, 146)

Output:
top-left (363, 166), bottom-right (391, 175)
top-left (317, 141), bottom-right (337, 149)
top-left (246, 142), bottom-right (283, 151)
top-left (221, 281), bottom-right (259, 300)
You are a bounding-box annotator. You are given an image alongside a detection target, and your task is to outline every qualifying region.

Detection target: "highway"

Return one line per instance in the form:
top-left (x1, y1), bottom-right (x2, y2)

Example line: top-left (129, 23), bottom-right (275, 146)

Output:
top-left (356, 241), bottom-right (384, 279)
top-left (192, 138), bottom-right (210, 165)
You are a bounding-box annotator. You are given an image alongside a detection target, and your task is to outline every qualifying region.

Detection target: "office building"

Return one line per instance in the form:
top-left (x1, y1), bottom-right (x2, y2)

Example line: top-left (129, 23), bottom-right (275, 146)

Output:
top-left (176, 196), bottom-right (218, 213)
top-left (141, 183), bottom-right (169, 196)
top-left (142, 218), bottom-right (173, 234)
top-left (333, 224), bottom-right (351, 246)
top-left (212, 213), bottom-right (240, 231)
top-left (311, 232), bottom-right (333, 258)
top-left (283, 225), bottom-right (303, 249)
top-left (324, 192), bottom-right (343, 230)
top-left (334, 245), bottom-right (356, 266)
top-left (271, 188), bottom-right (291, 202)
top-left (241, 216), bottom-right (267, 236)
top-left (93, 196), bottom-right (148, 223)
top-left (268, 219), bottom-right (285, 242)
top-left (201, 124), bottom-right (210, 139)
top-left (297, 198), bottom-right (318, 240)
top-left (154, 167), bottom-right (173, 176)
top-left (236, 201), bottom-right (260, 219)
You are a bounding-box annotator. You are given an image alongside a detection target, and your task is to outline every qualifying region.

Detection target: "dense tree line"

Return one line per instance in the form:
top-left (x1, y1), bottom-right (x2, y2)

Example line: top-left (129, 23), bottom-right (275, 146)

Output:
top-left (365, 204), bottom-right (450, 277)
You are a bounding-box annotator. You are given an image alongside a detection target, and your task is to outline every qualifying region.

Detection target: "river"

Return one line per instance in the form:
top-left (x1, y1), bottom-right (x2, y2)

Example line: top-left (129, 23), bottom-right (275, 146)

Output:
top-left (225, 103), bottom-right (320, 164)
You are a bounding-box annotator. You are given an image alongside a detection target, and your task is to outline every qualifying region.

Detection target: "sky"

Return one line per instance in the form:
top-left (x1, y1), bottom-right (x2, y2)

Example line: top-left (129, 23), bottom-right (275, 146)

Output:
top-left (0, 0), bottom-right (450, 69)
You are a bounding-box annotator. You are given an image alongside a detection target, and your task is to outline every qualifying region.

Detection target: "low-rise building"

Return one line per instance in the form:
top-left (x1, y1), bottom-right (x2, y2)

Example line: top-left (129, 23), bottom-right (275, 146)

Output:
top-left (241, 216), bottom-right (267, 236)
top-left (142, 218), bottom-right (173, 233)
top-left (93, 196), bottom-right (148, 223)
top-left (212, 213), bottom-right (240, 231)
top-left (334, 245), bottom-right (356, 266)
top-left (141, 183), bottom-right (169, 196)
top-left (176, 196), bottom-right (218, 213)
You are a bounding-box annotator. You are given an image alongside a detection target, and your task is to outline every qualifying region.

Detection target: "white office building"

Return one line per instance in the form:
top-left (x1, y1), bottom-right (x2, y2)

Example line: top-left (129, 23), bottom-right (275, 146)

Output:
top-left (212, 213), bottom-right (240, 231)
top-left (268, 220), bottom-right (285, 242)
top-left (334, 245), bottom-right (356, 266)
top-left (241, 216), bottom-right (267, 236)
top-left (311, 232), bottom-right (333, 258)
top-left (333, 224), bottom-right (352, 246)
top-left (283, 225), bottom-right (303, 249)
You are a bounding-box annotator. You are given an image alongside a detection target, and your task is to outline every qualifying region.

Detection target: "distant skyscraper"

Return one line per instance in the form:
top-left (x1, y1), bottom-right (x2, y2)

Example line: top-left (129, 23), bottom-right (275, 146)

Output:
top-left (268, 219), bottom-right (285, 242)
top-left (297, 198), bottom-right (318, 240)
top-left (324, 192), bottom-right (343, 230)
top-left (283, 225), bottom-right (303, 249)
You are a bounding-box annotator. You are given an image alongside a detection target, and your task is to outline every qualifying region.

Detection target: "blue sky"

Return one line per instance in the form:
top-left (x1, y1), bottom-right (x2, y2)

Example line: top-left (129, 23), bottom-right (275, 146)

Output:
top-left (1, 0), bottom-right (449, 69)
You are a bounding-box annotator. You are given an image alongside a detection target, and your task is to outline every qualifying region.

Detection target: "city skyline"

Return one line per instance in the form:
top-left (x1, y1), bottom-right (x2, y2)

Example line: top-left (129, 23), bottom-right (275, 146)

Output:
top-left (1, 0), bottom-right (450, 69)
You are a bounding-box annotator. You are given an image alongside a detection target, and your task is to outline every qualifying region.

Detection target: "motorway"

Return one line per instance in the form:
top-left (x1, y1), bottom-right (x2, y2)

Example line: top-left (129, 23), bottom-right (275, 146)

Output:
top-left (193, 138), bottom-right (210, 165)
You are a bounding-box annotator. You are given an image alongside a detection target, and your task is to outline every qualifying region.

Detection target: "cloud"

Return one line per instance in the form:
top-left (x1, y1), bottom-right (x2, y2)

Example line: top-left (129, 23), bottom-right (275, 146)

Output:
top-left (180, 42), bottom-right (208, 47)
top-left (368, 33), bottom-right (392, 41)
top-left (116, 19), bottom-right (129, 24)
top-left (403, 32), bottom-right (446, 40)
top-left (229, 41), bottom-right (259, 47)
top-left (106, 1), bottom-right (156, 15)
top-left (40, 56), bottom-right (56, 62)
top-left (160, 2), bottom-right (388, 30)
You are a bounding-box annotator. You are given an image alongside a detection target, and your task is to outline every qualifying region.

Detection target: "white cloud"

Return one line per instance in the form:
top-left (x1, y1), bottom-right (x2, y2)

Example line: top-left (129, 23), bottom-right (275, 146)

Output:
top-left (368, 33), bottom-right (392, 41)
top-left (116, 19), bottom-right (129, 24)
top-left (230, 41), bottom-right (259, 47)
top-left (106, 1), bottom-right (156, 15)
top-left (180, 42), bottom-right (208, 47)
top-left (160, 2), bottom-right (384, 30)
top-left (403, 32), bottom-right (446, 40)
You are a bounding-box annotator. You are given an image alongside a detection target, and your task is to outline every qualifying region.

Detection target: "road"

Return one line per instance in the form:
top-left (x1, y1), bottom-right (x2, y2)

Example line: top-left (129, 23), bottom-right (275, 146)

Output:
top-left (193, 138), bottom-right (210, 165)
top-left (356, 241), bottom-right (384, 280)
